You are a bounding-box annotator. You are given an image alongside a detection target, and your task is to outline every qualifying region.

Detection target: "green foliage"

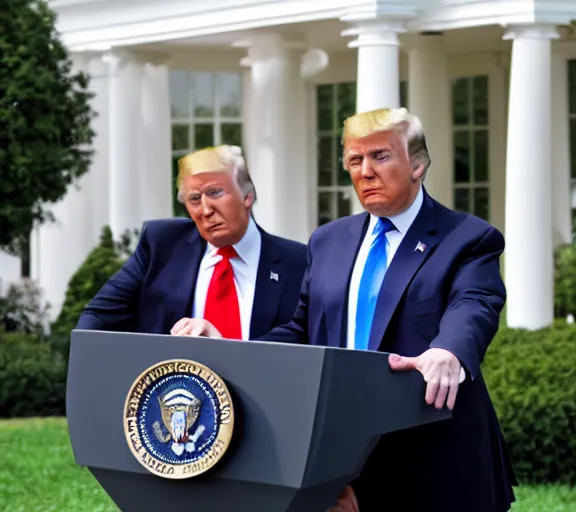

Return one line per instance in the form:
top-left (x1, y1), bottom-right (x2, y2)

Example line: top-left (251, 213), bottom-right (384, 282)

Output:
top-left (0, 224), bottom-right (140, 419)
top-left (0, 279), bottom-right (49, 335)
top-left (0, 332), bottom-right (66, 418)
top-left (483, 321), bottom-right (576, 484)
top-left (51, 226), bottom-right (138, 338)
top-left (554, 244), bottom-right (576, 318)
top-left (0, 0), bottom-right (95, 251)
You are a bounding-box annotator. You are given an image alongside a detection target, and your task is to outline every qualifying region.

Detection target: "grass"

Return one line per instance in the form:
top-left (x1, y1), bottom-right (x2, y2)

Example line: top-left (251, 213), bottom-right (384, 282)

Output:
top-left (0, 418), bottom-right (574, 511)
top-left (0, 417), bottom-right (115, 512)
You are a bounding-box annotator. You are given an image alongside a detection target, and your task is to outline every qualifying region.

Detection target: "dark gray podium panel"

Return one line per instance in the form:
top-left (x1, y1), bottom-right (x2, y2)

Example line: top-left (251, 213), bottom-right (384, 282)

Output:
top-left (67, 330), bottom-right (450, 511)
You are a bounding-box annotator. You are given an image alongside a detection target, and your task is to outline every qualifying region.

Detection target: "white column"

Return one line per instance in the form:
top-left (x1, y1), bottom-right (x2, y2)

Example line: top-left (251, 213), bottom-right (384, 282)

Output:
top-left (87, 54), bottom-right (110, 242)
top-left (342, 21), bottom-right (404, 214)
top-left (407, 32), bottom-right (453, 208)
top-left (503, 24), bottom-right (558, 329)
top-left (344, 21), bottom-right (404, 112)
top-left (31, 53), bottom-right (96, 319)
top-left (551, 53), bottom-right (572, 246)
top-left (241, 68), bottom-right (255, 169)
top-left (107, 50), bottom-right (144, 237)
top-left (140, 56), bottom-right (173, 222)
top-left (239, 35), bottom-right (310, 243)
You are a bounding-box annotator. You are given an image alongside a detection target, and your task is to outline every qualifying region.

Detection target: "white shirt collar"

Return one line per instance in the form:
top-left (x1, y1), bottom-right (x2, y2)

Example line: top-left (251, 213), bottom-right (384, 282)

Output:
top-left (205, 215), bottom-right (261, 263)
top-left (368, 185), bottom-right (424, 235)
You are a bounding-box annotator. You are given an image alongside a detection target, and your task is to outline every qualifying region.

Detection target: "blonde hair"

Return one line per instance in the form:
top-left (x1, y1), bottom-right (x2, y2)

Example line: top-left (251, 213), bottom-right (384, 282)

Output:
top-left (342, 108), bottom-right (431, 177)
top-left (176, 145), bottom-right (256, 203)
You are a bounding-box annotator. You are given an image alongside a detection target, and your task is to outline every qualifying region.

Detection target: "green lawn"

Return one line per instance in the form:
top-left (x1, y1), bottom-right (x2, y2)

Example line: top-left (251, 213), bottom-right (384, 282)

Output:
top-left (0, 418), bottom-right (574, 511)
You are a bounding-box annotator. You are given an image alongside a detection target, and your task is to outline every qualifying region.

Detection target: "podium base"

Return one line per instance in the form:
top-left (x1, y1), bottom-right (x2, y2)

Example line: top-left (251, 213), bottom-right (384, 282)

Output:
top-left (91, 468), bottom-right (349, 512)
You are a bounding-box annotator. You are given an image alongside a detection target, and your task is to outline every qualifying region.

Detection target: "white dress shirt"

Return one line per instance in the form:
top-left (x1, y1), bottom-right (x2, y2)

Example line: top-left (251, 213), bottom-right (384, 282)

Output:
top-left (192, 217), bottom-right (261, 340)
top-left (346, 186), bottom-right (424, 350)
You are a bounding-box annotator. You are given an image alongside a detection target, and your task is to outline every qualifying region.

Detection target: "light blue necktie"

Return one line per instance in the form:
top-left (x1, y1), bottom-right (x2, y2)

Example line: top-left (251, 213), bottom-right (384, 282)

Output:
top-left (354, 217), bottom-right (396, 351)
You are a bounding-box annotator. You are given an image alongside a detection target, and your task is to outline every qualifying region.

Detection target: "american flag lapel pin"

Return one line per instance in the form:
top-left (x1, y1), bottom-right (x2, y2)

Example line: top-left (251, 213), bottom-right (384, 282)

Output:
top-left (415, 241), bottom-right (427, 253)
top-left (270, 271), bottom-right (279, 282)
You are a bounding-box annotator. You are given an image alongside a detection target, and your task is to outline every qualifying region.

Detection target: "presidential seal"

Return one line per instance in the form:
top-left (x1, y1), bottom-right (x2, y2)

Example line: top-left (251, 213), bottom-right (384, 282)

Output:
top-left (123, 359), bottom-right (234, 479)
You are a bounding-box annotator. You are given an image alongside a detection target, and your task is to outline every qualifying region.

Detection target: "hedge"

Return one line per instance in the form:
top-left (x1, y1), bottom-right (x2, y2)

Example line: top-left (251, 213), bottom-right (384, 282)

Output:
top-left (483, 320), bottom-right (576, 484)
top-left (0, 332), bottom-right (66, 417)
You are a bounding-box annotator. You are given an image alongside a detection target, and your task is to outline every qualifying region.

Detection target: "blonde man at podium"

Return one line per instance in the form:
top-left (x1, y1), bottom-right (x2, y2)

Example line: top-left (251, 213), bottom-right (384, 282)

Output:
top-left (181, 109), bottom-right (517, 512)
top-left (77, 145), bottom-right (307, 342)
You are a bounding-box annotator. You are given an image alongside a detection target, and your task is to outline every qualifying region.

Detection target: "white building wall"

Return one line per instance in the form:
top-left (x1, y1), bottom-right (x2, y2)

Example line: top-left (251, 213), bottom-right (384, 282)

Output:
top-left (3, 0), bottom-right (574, 328)
top-left (0, 252), bottom-right (22, 296)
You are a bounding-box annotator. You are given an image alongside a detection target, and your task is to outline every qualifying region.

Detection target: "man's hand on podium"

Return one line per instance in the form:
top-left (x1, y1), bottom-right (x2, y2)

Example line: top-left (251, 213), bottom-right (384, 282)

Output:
top-left (326, 485), bottom-right (360, 512)
top-left (170, 318), bottom-right (222, 338)
top-left (388, 348), bottom-right (466, 411)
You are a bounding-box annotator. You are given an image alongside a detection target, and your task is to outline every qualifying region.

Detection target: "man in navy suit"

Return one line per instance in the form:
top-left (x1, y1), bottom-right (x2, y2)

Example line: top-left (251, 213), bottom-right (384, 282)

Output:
top-left (189, 110), bottom-right (517, 512)
top-left (76, 145), bottom-right (307, 339)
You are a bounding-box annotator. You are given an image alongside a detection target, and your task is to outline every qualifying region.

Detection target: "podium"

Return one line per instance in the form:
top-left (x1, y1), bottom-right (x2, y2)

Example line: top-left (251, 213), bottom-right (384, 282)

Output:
top-left (67, 330), bottom-right (450, 511)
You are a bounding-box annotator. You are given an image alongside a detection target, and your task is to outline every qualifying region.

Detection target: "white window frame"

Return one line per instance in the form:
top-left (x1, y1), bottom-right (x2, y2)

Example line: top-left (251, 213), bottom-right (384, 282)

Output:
top-left (314, 81), bottom-right (408, 227)
top-left (452, 75), bottom-right (490, 221)
top-left (316, 82), bottom-right (356, 225)
top-left (170, 70), bottom-right (243, 158)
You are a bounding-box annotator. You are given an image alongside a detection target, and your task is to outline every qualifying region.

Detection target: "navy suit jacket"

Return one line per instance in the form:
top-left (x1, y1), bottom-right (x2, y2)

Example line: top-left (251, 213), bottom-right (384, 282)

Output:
top-left (260, 191), bottom-right (516, 512)
top-left (76, 218), bottom-right (307, 337)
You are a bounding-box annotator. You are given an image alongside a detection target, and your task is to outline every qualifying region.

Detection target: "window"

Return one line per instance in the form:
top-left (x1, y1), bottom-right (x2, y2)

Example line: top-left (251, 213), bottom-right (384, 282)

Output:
top-left (169, 71), bottom-right (243, 216)
top-left (452, 76), bottom-right (490, 221)
top-left (315, 81), bottom-right (407, 226)
top-left (568, 60), bottom-right (576, 221)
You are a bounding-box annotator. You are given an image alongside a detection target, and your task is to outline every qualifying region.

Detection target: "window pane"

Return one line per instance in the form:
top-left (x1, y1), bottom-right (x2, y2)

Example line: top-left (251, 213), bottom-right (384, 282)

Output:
top-left (221, 123), bottom-right (242, 147)
top-left (317, 135), bottom-right (333, 186)
top-left (454, 188), bottom-right (470, 213)
top-left (193, 72), bottom-right (214, 117)
top-left (336, 136), bottom-right (351, 186)
top-left (474, 187), bottom-right (490, 221)
top-left (337, 190), bottom-right (352, 218)
top-left (169, 71), bottom-right (189, 119)
top-left (453, 131), bottom-right (470, 183)
top-left (194, 124), bottom-right (214, 149)
top-left (452, 78), bottom-right (469, 126)
top-left (318, 191), bottom-right (333, 226)
top-left (570, 118), bottom-right (576, 180)
top-left (569, 60), bottom-right (576, 114)
top-left (172, 155), bottom-right (188, 217)
top-left (472, 76), bottom-right (489, 125)
top-left (474, 130), bottom-right (489, 182)
top-left (172, 124), bottom-right (189, 151)
top-left (317, 85), bottom-right (333, 131)
top-left (400, 80), bottom-right (408, 108)
top-left (218, 72), bottom-right (242, 117)
top-left (336, 82), bottom-right (356, 125)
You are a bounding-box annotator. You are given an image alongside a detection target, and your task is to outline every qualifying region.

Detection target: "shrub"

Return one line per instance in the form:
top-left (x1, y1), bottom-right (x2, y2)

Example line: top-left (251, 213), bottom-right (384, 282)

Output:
top-left (483, 320), bottom-right (576, 484)
top-left (0, 332), bottom-right (66, 418)
top-left (554, 244), bottom-right (576, 318)
top-left (0, 279), bottom-right (50, 335)
top-left (51, 225), bottom-right (138, 338)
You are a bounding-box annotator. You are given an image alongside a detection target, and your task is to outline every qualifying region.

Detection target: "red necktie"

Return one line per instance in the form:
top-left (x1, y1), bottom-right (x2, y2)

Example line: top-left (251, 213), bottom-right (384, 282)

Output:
top-left (204, 246), bottom-right (242, 339)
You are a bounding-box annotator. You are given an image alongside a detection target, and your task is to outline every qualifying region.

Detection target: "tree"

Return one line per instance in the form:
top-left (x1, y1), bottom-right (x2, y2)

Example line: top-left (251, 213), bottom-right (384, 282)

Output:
top-left (0, 0), bottom-right (95, 252)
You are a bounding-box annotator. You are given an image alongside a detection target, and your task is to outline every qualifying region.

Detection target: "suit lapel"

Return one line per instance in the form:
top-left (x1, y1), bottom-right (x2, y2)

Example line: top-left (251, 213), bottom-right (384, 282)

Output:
top-left (367, 194), bottom-right (440, 351)
top-left (165, 227), bottom-right (206, 331)
top-left (250, 229), bottom-right (283, 337)
top-left (324, 214), bottom-right (370, 348)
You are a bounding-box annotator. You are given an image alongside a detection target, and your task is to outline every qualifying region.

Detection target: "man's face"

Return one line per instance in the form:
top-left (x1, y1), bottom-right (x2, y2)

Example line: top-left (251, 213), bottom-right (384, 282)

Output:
top-left (343, 129), bottom-right (424, 217)
top-left (181, 171), bottom-right (252, 247)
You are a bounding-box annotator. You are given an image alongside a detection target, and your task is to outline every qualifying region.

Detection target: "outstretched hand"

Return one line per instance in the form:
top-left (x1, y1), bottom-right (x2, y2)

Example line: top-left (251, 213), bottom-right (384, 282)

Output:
top-left (388, 348), bottom-right (465, 410)
top-left (170, 318), bottom-right (222, 338)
